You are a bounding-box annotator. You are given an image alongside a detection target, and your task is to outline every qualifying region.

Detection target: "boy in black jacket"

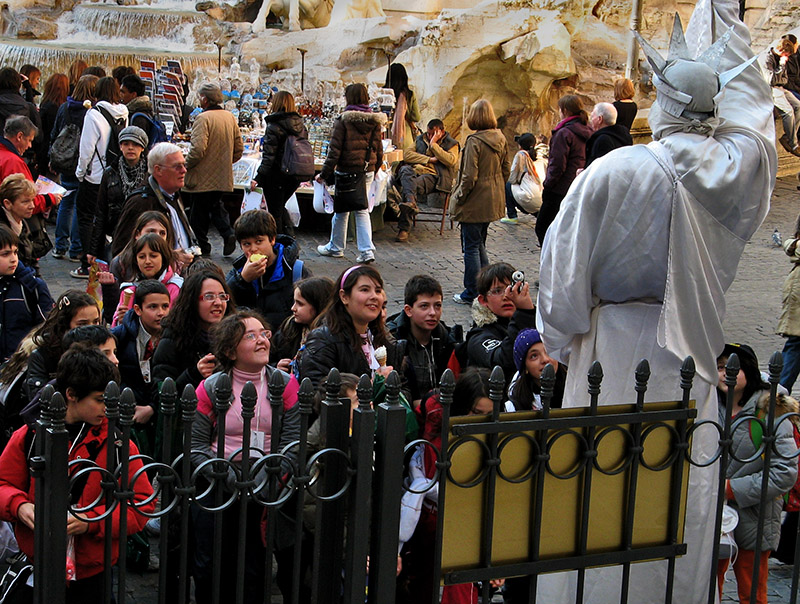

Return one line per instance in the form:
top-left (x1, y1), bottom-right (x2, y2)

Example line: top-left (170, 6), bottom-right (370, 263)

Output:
top-left (387, 275), bottom-right (460, 407)
top-left (464, 262), bottom-right (537, 383)
top-left (226, 210), bottom-right (309, 329)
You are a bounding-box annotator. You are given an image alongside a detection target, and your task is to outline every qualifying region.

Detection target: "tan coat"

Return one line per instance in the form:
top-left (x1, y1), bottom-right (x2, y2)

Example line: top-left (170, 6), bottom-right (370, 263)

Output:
top-left (778, 237), bottom-right (800, 336)
top-left (450, 129), bottom-right (510, 223)
top-left (184, 107), bottom-right (244, 193)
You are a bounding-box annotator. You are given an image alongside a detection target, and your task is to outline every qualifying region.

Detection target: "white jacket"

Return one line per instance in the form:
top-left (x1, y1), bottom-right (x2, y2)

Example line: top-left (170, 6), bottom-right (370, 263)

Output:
top-left (76, 101), bottom-right (128, 185)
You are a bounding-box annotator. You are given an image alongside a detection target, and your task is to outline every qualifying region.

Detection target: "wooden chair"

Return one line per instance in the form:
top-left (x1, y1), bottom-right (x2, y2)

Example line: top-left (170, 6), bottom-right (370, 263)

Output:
top-left (412, 193), bottom-right (452, 235)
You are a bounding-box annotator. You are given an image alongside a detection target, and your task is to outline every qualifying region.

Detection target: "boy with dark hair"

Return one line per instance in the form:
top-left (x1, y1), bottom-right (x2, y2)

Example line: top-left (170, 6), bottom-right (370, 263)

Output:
top-left (226, 209), bottom-right (310, 329)
top-left (0, 225), bottom-right (53, 361)
top-left (387, 274), bottom-right (460, 406)
top-left (464, 262), bottom-right (537, 382)
top-left (111, 279), bottom-right (170, 456)
top-left (0, 346), bottom-right (153, 602)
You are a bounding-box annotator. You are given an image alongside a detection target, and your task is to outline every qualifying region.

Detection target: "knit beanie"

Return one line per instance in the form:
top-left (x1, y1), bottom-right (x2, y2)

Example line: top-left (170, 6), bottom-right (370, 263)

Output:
top-left (513, 328), bottom-right (542, 372)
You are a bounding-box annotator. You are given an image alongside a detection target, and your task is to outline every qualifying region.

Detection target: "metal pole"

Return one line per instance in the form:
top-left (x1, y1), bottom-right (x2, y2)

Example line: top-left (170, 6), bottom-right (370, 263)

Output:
top-left (297, 48), bottom-right (307, 95)
top-left (625, 0), bottom-right (643, 81)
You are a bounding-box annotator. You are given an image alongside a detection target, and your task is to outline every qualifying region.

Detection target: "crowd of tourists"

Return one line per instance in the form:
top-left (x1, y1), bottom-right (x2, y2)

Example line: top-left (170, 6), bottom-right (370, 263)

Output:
top-left (0, 20), bottom-right (796, 602)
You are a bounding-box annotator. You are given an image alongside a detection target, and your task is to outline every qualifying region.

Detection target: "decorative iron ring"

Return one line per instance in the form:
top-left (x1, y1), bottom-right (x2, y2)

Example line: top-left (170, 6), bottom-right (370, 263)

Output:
top-left (191, 457), bottom-right (242, 512)
top-left (685, 419), bottom-right (724, 467)
top-left (249, 452), bottom-right (297, 507)
top-left (771, 413), bottom-right (800, 461)
top-left (728, 415), bottom-right (768, 465)
top-left (304, 447), bottom-right (354, 502)
top-left (639, 422), bottom-right (681, 471)
top-left (495, 432), bottom-right (539, 484)
top-left (128, 461), bottom-right (183, 517)
top-left (592, 426), bottom-right (635, 476)
top-left (402, 439), bottom-right (441, 495)
top-left (545, 429), bottom-right (588, 480)
top-left (446, 435), bottom-right (491, 488)
top-left (67, 464), bottom-right (118, 520)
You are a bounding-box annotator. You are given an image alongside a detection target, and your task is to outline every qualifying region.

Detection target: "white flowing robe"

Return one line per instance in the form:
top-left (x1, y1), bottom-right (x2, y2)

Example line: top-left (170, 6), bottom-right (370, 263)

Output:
top-left (536, 0), bottom-right (776, 601)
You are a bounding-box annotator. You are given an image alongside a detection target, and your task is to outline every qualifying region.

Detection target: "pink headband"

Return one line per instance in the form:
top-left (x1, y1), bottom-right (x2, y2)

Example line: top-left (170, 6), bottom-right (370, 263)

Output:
top-left (340, 265), bottom-right (364, 289)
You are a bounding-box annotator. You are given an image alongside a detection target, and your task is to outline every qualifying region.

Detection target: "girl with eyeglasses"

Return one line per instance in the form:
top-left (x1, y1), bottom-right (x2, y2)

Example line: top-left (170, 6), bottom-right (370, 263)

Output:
top-left (151, 270), bottom-right (235, 397)
top-left (189, 310), bottom-right (300, 604)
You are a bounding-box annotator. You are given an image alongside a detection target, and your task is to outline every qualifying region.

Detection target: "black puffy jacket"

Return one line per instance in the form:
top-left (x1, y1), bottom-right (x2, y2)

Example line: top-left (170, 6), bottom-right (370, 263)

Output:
top-left (255, 111), bottom-right (308, 186)
top-left (319, 110), bottom-right (386, 183)
top-left (299, 325), bottom-right (406, 391)
top-left (89, 160), bottom-right (147, 258)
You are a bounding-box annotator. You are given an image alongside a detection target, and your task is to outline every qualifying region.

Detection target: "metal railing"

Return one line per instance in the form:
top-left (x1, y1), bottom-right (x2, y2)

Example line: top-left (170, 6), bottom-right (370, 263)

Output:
top-left (23, 352), bottom-right (800, 604)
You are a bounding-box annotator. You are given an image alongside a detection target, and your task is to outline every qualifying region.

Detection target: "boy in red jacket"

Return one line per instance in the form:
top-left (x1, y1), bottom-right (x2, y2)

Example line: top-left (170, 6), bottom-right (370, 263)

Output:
top-left (0, 345), bottom-right (154, 602)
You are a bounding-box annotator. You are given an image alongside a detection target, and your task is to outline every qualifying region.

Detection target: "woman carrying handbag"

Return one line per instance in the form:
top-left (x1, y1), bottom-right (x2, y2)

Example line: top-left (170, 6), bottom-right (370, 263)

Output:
top-left (316, 83), bottom-right (386, 264)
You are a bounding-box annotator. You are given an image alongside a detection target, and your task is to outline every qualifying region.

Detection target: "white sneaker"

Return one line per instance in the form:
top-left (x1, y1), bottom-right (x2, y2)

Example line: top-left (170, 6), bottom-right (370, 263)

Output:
top-left (317, 245), bottom-right (343, 258)
top-left (356, 252), bottom-right (375, 264)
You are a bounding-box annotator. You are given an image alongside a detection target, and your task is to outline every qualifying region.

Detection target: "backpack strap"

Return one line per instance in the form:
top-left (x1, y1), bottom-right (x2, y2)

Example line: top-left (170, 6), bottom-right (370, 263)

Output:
top-left (292, 259), bottom-right (304, 283)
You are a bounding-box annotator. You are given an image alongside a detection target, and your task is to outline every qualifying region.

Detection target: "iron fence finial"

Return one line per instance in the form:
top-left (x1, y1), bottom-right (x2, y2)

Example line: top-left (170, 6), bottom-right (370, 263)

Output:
top-left (240, 382), bottom-right (257, 419)
top-left (38, 384), bottom-right (54, 425)
top-left (439, 370), bottom-right (455, 409)
top-left (635, 359), bottom-right (651, 394)
top-left (588, 361), bottom-right (604, 397)
top-left (540, 363), bottom-right (556, 412)
top-left (49, 391), bottom-right (66, 431)
top-left (213, 373), bottom-right (233, 415)
top-left (680, 356), bottom-right (695, 391)
top-left (159, 377), bottom-right (177, 417)
top-left (298, 377), bottom-right (315, 415)
top-left (357, 374), bottom-right (372, 410)
top-left (489, 366), bottom-right (505, 416)
top-left (269, 368), bottom-right (287, 412)
top-left (119, 388), bottom-right (136, 427)
top-left (181, 383), bottom-right (198, 423)
top-left (385, 370), bottom-right (401, 406)
top-left (325, 368), bottom-right (342, 406)
top-left (768, 351), bottom-right (783, 385)
top-left (104, 381), bottom-right (120, 422)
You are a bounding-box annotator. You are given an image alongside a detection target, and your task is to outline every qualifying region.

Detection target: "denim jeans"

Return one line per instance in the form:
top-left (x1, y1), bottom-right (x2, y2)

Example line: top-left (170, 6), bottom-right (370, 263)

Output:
top-left (326, 172), bottom-right (375, 254)
top-left (775, 88), bottom-right (800, 148)
top-left (505, 181), bottom-right (519, 219)
top-left (780, 335), bottom-right (800, 393)
top-left (459, 222), bottom-right (489, 302)
top-left (54, 175), bottom-right (81, 256)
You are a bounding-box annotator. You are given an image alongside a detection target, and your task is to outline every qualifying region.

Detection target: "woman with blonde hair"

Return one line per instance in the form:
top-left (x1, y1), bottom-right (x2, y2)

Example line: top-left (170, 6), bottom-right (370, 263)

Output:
top-left (450, 99), bottom-right (511, 305)
top-left (0, 174), bottom-right (40, 269)
top-left (612, 77), bottom-right (637, 130)
top-left (254, 90), bottom-right (309, 235)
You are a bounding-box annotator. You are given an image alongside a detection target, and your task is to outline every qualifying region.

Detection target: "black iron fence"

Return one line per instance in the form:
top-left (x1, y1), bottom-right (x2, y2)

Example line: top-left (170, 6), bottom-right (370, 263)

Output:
top-left (22, 352), bottom-right (800, 604)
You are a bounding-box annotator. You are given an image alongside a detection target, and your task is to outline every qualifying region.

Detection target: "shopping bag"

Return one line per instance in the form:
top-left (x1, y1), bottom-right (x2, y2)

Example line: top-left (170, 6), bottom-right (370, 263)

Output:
top-left (313, 180), bottom-right (334, 214)
top-left (286, 193), bottom-right (301, 227)
top-left (368, 168), bottom-right (389, 211)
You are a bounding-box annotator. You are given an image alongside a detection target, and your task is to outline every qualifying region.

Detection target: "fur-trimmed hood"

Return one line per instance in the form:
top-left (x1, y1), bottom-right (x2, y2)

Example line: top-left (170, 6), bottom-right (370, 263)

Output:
top-left (757, 391), bottom-right (800, 430)
top-left (340, 110), bottom-right (388, 132)
top-left (471, 299), bottom-right (499, 328)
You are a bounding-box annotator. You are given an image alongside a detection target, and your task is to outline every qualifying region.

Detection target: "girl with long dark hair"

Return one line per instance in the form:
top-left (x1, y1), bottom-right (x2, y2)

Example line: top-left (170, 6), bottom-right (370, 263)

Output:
top-left (385, 63), bottom-right (420, 151)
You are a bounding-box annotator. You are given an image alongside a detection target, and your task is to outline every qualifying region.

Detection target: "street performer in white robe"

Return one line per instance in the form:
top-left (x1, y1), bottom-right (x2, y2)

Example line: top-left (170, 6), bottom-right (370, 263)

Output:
top-left (536, 0), bottom-right (777, 600)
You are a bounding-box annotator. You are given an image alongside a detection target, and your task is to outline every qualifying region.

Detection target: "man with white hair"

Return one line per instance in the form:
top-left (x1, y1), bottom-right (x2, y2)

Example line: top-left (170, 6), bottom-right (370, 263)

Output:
top-left (584, 101), bottom-right (632, 168)
top-left (184, 82), bottom-right (243, 257)
top-left (113, 142), bottom-right (197, 267)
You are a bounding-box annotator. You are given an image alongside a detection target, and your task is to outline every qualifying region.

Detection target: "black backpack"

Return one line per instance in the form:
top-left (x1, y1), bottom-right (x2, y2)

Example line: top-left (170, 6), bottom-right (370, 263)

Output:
top-left (280, 134), bottom-right (315, 181)
top-left (94, 105), bottom-right (126, 170)
top-left (131, 112), bottom-right (168, 149)
top-left (49, 123), bottom-right (81, 173)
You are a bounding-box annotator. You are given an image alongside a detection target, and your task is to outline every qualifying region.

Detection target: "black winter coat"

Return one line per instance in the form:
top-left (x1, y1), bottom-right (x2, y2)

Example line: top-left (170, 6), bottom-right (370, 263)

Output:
top-left (319, 110), bottom-right (386, 183)
top-left (111, 309), bottom-right (153, 409)
top-left (584, 124), bottom-right (633, 168)
top-left (151, 327), bottom-right (210, 399)
top-left (255, 111), bottom-right (307, 187)
top-left (225, 235), bottom-right (309, 329)
top-left (89, 161), bottom-right (147, 258)
top-left (386, 311), bottom-right (458, 403)
top-left (0, 90), bottom-right (40, 136)
top-left (299, 325), bottom-right (406, 391)
top-left (0, 262), bottom-right (52, 361)
top-left (464, 308), bottom-right (538, 384)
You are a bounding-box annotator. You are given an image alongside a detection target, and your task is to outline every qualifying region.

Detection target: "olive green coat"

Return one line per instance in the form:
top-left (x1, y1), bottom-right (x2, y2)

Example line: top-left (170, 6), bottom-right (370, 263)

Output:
top-left (778, 237), bottom-right (800, 337)
top-left (450, 129), bottom-right (511, 224)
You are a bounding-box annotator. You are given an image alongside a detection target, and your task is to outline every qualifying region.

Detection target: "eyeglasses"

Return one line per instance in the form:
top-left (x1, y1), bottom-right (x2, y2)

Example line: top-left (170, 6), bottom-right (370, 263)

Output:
top-left (160, 162), bottom-right (187, 172)
top-left (242, 330), bottom-right (271, 342)
top-left (486, 286), bottom-right (510, 297)
top-left (199, 293), bottom-right (230, 302)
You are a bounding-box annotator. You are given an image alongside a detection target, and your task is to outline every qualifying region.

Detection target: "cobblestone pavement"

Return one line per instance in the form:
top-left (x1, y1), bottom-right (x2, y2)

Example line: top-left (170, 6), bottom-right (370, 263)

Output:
top-left (38, 174), bottom-right (800, 603)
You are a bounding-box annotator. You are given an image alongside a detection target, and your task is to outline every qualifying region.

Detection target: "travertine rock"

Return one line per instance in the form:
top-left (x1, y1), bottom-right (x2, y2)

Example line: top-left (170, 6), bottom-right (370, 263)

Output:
top-left (14, 14), bottom-right (57, 38)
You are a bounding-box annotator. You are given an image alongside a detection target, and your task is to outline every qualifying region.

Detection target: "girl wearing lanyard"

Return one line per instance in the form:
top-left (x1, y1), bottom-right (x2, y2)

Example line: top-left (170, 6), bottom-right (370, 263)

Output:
top-left (299, 264), bottom-right (400, 390)
top-left (191, 310), bottom-right (300, 604)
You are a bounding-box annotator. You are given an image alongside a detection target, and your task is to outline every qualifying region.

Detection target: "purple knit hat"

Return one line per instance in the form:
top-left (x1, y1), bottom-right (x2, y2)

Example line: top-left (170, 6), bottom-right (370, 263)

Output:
top-left (513, 328), bottom-right (542, 372)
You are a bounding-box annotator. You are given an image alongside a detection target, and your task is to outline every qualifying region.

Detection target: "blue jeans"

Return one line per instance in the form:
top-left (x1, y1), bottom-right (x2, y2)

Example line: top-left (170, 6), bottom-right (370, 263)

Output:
top-left (459, 222), bottom-right (489, 302)
top-left (505, 181), bottom-right (519, 219)
top-left (55, 175), bottom-right (81, 256)
top-left (327, 172), bottom-right (375, 254)
top-left (781, 336), bottom-right (800, 393)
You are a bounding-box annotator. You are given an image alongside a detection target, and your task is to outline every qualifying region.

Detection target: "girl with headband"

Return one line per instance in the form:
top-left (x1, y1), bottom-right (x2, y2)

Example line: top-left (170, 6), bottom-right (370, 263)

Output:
top-left (299, 264), bottom-right (403, 389)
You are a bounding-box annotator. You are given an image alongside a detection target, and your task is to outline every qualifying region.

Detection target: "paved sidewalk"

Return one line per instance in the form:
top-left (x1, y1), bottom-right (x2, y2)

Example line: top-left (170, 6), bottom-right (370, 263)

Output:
top-left (38, 174), bottom-right (800, 603)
